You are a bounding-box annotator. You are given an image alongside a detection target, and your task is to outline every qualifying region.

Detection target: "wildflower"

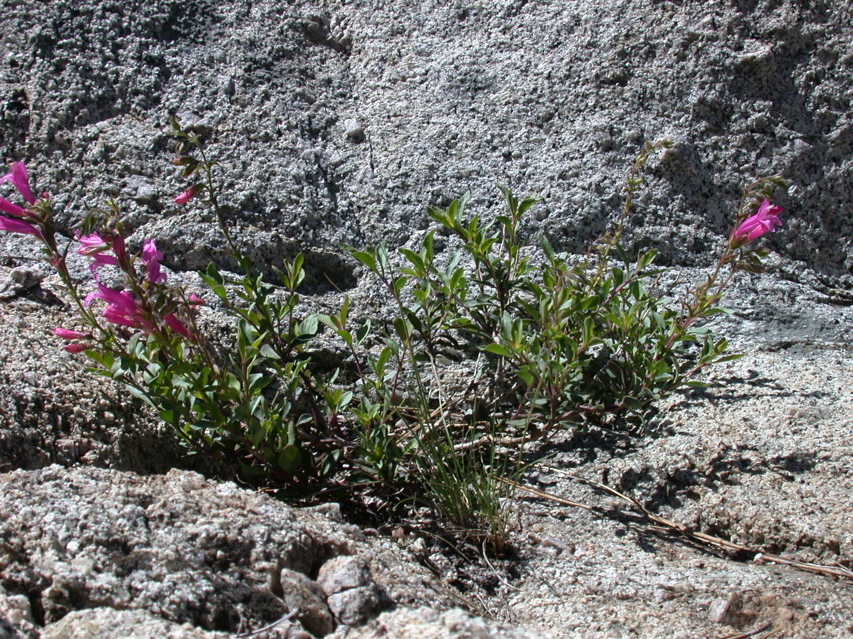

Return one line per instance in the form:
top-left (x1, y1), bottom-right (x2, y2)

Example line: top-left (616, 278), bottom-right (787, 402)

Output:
top-left (65, 343), bottom-right (89, 354)
top-left (85, 282), bottom-right (151, 330)
top-left (0, 215), bottom-right (41, 237)
top-left (77, 233), bottom-right (118, 267)
top-left (0, 197), bottom-right (27, 218)
top-left (164, 313), bottom-right (194, 340)
top-left (54, 327), bottom-right (90, 354)
top-left (189, 294), bottom-right (205, 305)
top-left (77, 232), bottom-right (127, 269)
top-left (141, 238), bottom-right (167, 284)
top-left (175, 184), bottom-right (201, 205)
top-left (54, 327), bottom-right (88, 340)
top-left (1, 162), bottom-right (36, 205)
top-left (731, 200), bottom-right (783, 247)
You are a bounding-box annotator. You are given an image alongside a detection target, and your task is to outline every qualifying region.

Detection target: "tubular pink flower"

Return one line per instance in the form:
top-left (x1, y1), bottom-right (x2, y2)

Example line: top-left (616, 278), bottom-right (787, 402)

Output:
top-left (732, 200), bottom-right (783, 246)
top-left (112, 234), bottom-right (127, 264)
top-left (1, 162), bottom-right (36, 205)
top-left (77, 232), bottom-right (125, 270)
top-left (164, 313), bottom-right (194, 340)
top-left (77, 232), bottom-right (111, 256)
top-left (85, 282), bottom-right (135, 309)
top-left (65, 343), bottom-right (89, 354)
top-left (175, 184), bottom-right (201, 205)
top-left (0, 216), bottom-right (41, 237)
top-left (189, 294), bottom-right (205, 305)
top-left (141, 238), bottom-right (167, 283)
top-left (77, 232), bottom-right (105, 249)
top-left (91, 254), bottom-right (119, 267)
top-left (0, 197), bottom-right (27, 218)
top-left (54, 327), bottom-right (88, 340)
top-left (85, 282), bottom-right (151, 330)
top-left (102, 305), bottom-right (152, 329)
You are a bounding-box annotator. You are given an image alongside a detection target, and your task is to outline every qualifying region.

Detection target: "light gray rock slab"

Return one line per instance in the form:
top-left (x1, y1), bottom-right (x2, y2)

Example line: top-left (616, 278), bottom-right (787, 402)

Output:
top-left (0, 466), bottom-right (456, 637)
top-left (41, 608), bottom-right (229, 639)
top-left (328, 606), bottom-right (556, 639)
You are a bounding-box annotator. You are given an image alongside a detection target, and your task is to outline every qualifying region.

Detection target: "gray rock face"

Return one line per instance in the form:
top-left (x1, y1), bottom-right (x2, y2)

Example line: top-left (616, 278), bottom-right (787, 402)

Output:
top-left (1, 0), bottom-right (851, 285)
top-left (328, 607), bottom-right (556, 639)
top-left (0, 466), bottom-right (459, 637)
top-left (41, 608), bottom-right (230, 639)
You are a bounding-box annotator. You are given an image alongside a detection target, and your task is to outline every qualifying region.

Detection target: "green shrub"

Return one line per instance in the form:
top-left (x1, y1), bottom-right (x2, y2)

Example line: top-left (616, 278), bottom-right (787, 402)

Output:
top-left (0, 122), bottom-right (786, 547)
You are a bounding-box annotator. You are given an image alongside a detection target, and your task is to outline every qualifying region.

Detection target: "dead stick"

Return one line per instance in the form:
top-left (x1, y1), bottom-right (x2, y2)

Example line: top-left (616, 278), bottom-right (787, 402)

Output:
top-left (236, 609), bottom-right (299, 638)
top-left (528, 465), bottom-right (853, 583)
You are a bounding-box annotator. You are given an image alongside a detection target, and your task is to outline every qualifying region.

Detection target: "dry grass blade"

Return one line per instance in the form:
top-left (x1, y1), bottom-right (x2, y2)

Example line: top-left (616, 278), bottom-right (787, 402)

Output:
top-left (481, 538), bottom-right (522, 592)
top-left (497, 477), bottom-right (593, 511)
top-left (529, 465), bottom-right (853, 583)
top-left (236, 609), bottom-right (299, 637)
top-left (717, 621), bottom-right (774, 638)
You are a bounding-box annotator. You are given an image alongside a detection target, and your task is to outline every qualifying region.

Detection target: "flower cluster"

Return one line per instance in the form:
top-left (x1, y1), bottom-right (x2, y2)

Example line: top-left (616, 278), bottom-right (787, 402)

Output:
top-left (76, 234), bottom-right (195, 341)
top-left (0, 162), bottom-right (200, 352)
top-left (0, 162), bottom-right (43, 237)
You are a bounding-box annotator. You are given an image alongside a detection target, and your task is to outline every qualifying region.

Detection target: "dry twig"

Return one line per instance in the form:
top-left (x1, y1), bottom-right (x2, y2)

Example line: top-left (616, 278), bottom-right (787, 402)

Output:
top-left (718, 621), bottom-right (775, 639)
top-left (513, 465), bottom-right (853, 583)
top-left (236, 609), bottom-right (299, 638)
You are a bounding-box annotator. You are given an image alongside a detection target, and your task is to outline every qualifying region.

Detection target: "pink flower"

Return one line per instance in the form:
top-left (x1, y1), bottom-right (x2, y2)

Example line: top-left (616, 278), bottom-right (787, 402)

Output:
top-left (188, 294), bottom-right (205, 305)
top-left (175, 184), bottom-right (201, 205)
top-left (0, 197), bottom-right (27, 218)
top-left (77, 232), bottom-right (108, 252)
top-left (85, 282), bottom-right (151, 330)
top-left (1, 162), bottom-right (36, 205)
top-left (65, 343), bottom-right (89, 354)
top-left (0, 215), bottom-right (41, 237)
top-left (164, 313), bottom-right (194, 340)
top-left (141, 238), bottom-right (167, 284)
top-left (54, 327), bottom-right (88, 340)
top-left (732, 200), bottom-right (783, 247)
top-left (76, 232), bottom-right (126, 270)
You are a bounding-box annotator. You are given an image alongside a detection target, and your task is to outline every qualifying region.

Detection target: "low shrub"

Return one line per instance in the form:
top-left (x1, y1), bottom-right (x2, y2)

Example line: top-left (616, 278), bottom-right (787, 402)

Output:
top-left (0, 119), bottom-right (786, 547)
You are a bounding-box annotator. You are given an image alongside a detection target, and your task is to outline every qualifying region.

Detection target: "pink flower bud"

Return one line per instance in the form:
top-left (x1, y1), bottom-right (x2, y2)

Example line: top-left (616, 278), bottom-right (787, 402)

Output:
top-left (164, 313), bottom-right (194, 340)
top-left (0, 215), bottom-right (41, 237)
top-left (54, 327), bottom-right (88, 340)
top-left (175, 184), bottom-right (201, 205)
top-left (142, 238), bottom-right (167, 284)
top-left (65, 343), bottom-right (90, 354)
top-left (0, 197), bottom-right (27, 218)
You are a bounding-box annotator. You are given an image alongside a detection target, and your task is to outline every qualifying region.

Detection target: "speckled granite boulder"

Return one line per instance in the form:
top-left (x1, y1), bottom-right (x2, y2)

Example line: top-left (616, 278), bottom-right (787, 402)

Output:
top-left (0, 466), bottom-right (462, 637)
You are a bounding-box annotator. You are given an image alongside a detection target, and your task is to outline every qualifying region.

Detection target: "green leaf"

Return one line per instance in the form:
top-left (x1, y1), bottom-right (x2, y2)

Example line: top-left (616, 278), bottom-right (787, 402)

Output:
top-left (205, 262), bottom-right (224, 284)
top-left (482, 343), bottom-right (514, 358)
top-left (393, 317), bottom-right (411, 342)
top-left (393, 276), bottom-right (407, 298)
top-left (259, 344), bottom-right (281, 360)
top-left (355, 320), bottom-right (370, 345)
top-left (128, 386), bottom-right (157, 408)
top-left (299, 315), bottom-right (319, 337)
top-left (278, 445), bottom-right (302, 472)
top-left (320, 449), bottom-right (341, 476)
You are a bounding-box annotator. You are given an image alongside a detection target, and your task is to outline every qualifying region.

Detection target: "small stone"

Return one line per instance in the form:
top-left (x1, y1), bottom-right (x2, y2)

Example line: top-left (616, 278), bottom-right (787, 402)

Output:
top-left (317, 556), bottom-right (370, 594)
top-left (344, 119), bottom-right (366, 142)
top-left (278, 569), bottom-right (335, 637)
top-left (327, 586), bottom-right (381, 626)
top-left (0, 617), bottom-right (17, 639)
